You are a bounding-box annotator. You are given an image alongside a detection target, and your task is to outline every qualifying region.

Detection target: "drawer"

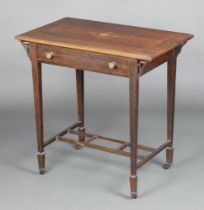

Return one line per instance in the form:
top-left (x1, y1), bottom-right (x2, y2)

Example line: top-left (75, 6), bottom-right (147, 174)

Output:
top-left (37, 44), bottom-right (130, 77)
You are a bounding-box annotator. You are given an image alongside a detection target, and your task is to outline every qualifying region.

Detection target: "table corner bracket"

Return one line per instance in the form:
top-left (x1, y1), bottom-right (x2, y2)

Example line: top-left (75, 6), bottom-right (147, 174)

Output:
top-left (175, 43), bottom-right (185, 57)
top-left (138, 60), bottom-right (148, 75)
top-left (21, 41), bottom-right (31, 58)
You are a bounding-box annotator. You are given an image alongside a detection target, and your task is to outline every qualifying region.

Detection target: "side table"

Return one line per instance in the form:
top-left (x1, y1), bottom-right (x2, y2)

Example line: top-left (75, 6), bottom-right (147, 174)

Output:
top-left (16, 17), bottom-right (193, 198)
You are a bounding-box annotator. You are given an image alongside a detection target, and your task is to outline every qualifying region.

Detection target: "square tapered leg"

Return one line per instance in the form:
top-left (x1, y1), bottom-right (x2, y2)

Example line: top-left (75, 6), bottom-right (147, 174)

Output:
top-left (129, 60), bottom-right (140, 198)
top-left (30, 43), bottom-right (45, 174)
top-left (164, 50), bottom-right (177, 169)
top-left (76, 69), bottom-right (85, 149)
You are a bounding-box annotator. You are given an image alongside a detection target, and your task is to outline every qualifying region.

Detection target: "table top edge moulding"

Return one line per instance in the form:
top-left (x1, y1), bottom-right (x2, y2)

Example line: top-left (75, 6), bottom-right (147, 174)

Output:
top-left (15, 17), bottom-right (193, 62)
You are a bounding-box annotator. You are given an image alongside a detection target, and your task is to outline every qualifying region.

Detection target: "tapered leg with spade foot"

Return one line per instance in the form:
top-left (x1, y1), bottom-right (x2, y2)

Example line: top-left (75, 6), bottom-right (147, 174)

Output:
top-left (163, 50), bottom-right (177, 169)
top-left (30, 43), bottom-right (45, 174)
top-left (75, 69), bottom-right (85, 149)
top-left (129, 60), bottom-right (140, 198)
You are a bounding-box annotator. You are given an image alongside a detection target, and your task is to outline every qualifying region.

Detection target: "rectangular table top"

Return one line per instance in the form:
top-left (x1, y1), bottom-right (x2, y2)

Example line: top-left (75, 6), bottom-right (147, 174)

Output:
top-left (16, 17), bottom-right (193, 62)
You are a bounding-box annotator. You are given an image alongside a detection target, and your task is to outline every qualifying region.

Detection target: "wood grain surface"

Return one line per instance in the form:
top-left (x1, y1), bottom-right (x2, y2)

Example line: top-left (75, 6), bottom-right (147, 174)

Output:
top-left (16, 17), bottom-right (193, 61)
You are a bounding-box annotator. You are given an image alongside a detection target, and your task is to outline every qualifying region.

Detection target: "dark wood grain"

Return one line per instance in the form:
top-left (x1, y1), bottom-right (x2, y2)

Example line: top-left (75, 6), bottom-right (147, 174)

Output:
top-left (29, 43), bottom-right (45, 174)
top-left (37, 44), bottom-right (130, 77)
top-left (165, 49), bottom-right (177, 167)
top-left (16, 17), bottom-right (193, 198)
top-left (16, 17), bottom-right (193, 61)
top-left (141, 50), bottom-right (173, 76)
top-left (129, 59), bottom-right (139, 198)
top-left (76, 69), bottom-right (85, 142)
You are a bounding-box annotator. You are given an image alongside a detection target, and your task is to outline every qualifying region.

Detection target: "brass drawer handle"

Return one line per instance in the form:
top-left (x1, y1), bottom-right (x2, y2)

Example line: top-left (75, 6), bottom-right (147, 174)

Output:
top-left (108, 61), bottom-right (117, 69)
top-left (45, 51), bottom-right (54, 59)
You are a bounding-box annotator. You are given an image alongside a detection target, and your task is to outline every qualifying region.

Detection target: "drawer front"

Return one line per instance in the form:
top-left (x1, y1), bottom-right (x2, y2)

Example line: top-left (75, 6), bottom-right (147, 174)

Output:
top-left (37, 44), bottom-right (130, 77)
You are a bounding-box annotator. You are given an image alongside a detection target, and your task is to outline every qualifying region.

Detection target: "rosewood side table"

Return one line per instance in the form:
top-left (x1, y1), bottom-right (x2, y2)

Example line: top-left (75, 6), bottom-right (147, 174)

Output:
top-left (16, 17), bottom-right (193, 198)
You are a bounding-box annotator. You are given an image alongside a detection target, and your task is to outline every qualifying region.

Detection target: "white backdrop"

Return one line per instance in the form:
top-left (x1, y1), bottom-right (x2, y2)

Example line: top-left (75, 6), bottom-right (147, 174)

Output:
top-left (0, 1), bottom-right (203, 210)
